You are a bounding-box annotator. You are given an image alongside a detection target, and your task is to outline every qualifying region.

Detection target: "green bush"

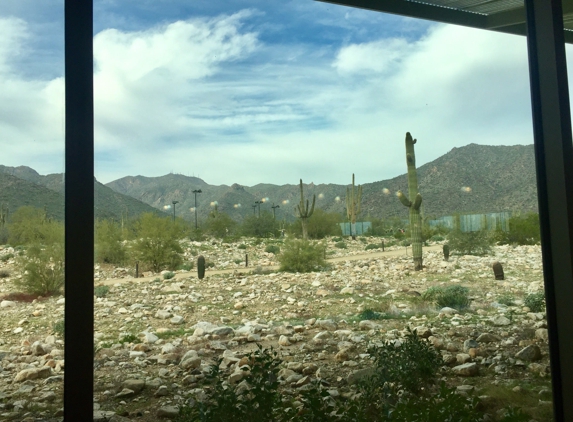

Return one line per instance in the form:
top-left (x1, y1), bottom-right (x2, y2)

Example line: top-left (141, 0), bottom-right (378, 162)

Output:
top-left (238, 244), bottom-right (247, 249)
top-left (7, 206), bottom-right (63, 246)
top-left (53, 319), bottom-right (65, 336)
top-left (264, 244), bottom-right (280, 254)
top-left (497, 293), bottom-right (515, 306)
top-left (119, 333), bottom-right (139, 344)
top-left (423, 285), bottom-right (470, 310)
top-left (163, 271), bottom-right (176, 280)
top-left (334, 241), bottom-right (347, 249)
top-left (524, 292), bottom-right (545, 312)
top-left (496, 213), bottom-right (541, 245)
top-left (180, 262), bottom-right (194, 271)
top-left (288, 209), bottom-right (342, 239)
top-left (0, 253), bottom-right (14, 262)
top-left (447, 229), bottom-right (493, 256)
top-left (15, 243), bottom-right (64, 296)
top-left (95, 219), bottom-right (126, 264)
top-left (332, 236), bottom-right (343, 242)
top-left (365, 243), bottom-right (382, 250)
top-left (131, 213), bottom-right (184, 272)
top-left (0, 269), bottom-right (9, 278)
top-left (205, 211), bottom-right (237, 238)
top-left (94, 285), bottom-right (110, 298)
top-left (278, 238), bottom-right (326, 273)
top-left (240, 212), bottom-right (279, 238)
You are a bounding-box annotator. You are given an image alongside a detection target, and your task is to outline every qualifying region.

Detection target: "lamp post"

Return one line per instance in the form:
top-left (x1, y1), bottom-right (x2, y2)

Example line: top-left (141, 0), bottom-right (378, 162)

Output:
top-left (252, 204), bottom-right (257, 215)
top-left (192, 189), bottom-right (202, 229)
top-left (255, 200), bottom-right (263, 217)
top-left (172, 200), bottom-right (178, 222)
top-left (271, 203), bottom-right (280, 219)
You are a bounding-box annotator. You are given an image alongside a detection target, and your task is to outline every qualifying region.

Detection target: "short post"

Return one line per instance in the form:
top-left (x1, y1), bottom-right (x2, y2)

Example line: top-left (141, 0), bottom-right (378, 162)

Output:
top-left (135, 261), bottom-right (139, 278)
top-left (382, 239), bottom-right (385, 252)
top-left (245, 254), bottom-right (248, 267)
top-left (492, 261), bottom-right (504, 280)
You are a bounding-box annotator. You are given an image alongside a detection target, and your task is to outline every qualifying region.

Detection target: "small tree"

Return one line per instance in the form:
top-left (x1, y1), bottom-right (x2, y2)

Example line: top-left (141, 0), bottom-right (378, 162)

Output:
top-left (95, 219), bottom-right (126, 264)
top-left (240, 212), bottom-right (278, 238)
top-left (205, 211), bottom-right (237, 238)
top-left (289, 209), bottom-right (342, 239)
top-left (131, 213), bottom-right (184, 272)
top-left (8, 206), bottom-right (62, 246)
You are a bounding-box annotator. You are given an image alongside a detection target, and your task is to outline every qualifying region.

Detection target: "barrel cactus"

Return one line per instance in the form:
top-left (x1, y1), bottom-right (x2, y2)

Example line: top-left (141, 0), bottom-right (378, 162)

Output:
top-left (197, 255), bottom-right (206, 280)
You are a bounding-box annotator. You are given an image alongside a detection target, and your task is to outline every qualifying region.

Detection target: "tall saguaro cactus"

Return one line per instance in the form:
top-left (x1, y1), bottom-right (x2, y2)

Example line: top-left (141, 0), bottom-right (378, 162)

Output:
top-left (397, 132), bottom-right (423, 271)
top-left (295, 179), bottom-right (315, 239)
top-left (346, 174), bottom-right (362, 240)
top-left (0, 204), bottom-right (8, 229)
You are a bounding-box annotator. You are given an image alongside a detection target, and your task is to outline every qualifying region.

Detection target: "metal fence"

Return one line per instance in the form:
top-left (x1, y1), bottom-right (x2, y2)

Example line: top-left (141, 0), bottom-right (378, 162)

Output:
top-left (429, 212), bottom-right (510, 232)
top-left (339, 221), bottom-right (372, 236)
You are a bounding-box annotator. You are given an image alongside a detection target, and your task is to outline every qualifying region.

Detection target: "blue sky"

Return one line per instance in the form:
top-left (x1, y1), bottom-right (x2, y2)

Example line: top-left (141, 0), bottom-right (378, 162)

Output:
top-left (0, 0), bottom-right (556, 187)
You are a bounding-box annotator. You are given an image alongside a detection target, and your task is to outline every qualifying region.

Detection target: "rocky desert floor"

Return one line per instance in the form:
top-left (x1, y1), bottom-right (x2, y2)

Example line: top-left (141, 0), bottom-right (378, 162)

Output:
top-left (0, 237), bottom-right (555, 421)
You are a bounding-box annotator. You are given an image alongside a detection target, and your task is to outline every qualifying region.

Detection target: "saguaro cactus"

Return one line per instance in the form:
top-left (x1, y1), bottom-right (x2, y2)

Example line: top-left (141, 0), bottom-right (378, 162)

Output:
top-left (295, 179), bottom-right (315, 239)
top-left (397, 132), bottom-right (424, 271)
top-left (346, 174), bottom-right (362, 240)
top-left (0, 204), bottom-right (8, 229)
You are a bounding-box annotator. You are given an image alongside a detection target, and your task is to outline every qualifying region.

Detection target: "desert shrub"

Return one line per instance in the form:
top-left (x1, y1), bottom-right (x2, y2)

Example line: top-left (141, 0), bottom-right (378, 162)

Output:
top-left (0, 269), bottom-right (9, 278)
top-left (524, 292), bottom-right (545, 312)
top-left (119, 333), bottom-right (139, 344)
top-left (288, 209), bottom-right (342, 239)
top-left (131, 213), bottom-right (184, 272)
top-left (240, 212), bottom-right (279, 238)
top-left (447, 229), bottom-right (493, 256)
top-left (238, 243), bottom-right (247, 249)
top-left (358, 309), bottom-right (384, 320)
top-left (423, 285), bottom-right (470, 310)
top-left (365, 243), bottom-right (383, 251)
top-left (278, 238), bottom-right (326, 273)
top-left (234, 259), bottom-right (243, 265)
top-left (53, 319), bottom-right (65, 336)
top-left (332, 236), bottom-right (343, 242)
top-left (15, 243), bottom-right (64, 296)
top-left (496, 212), bottom-right (541, 245)
top-left (264, 244), bottom-right (280, 254)
top-left (334, 241), bottom-right (347, 249)
top-left (0, 253), bottom-right (14, 262)
top-left (95, 219), bottom-right (126, 264)
top-left (0, 227), bottom-right (8, 245)
top-left (177, 345), bottom-right (284, 422)
top-left (163, 271), bottom-right (176, 280)
top-left (94, 285), bottom-right (109, 297)
top-left (497, 293), bottom-right (515, 306)
top-left (205, 211), bottom-right (237, 238)
top-left (430, 235), bottom-right (445, 241)
top-left (179, 262), bottom-right (194, 271)
top-left (7, 206), bottom-right (63, 246)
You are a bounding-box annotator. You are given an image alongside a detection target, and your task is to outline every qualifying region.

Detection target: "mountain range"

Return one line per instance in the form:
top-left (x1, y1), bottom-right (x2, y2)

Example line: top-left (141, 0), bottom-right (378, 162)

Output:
top-left (0, 143), bottom-right (538, 223)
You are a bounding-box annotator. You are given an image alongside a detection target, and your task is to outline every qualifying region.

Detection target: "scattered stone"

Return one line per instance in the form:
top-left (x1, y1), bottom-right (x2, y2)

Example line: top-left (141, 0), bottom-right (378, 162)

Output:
top-left (452, 363), bottom-right (479, 377)
top-left (515, 345), bottom-right (542, 362)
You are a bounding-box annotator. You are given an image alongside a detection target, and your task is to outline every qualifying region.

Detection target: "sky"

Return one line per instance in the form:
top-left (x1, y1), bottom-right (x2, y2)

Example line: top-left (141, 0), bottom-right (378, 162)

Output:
top-left (0, 0), bottom-right (568, 187)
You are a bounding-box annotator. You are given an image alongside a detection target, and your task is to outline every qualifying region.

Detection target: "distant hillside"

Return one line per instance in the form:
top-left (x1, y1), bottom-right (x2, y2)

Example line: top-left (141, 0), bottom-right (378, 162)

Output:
top-left (0, 166), bottom-right (163, 221)
top-left (105, 144), bottom-right (538, 222)
top-left (0, 173), bottom-right (64, 220)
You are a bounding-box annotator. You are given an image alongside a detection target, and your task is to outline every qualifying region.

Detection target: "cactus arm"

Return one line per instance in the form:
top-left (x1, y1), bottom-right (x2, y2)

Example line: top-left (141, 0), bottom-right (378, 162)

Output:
top-left (397, 191), bottom-right (412, 207)
top-left (308, 195), bottom-right (315, 218)
top-left (412, 193), bottom-right (423, 210)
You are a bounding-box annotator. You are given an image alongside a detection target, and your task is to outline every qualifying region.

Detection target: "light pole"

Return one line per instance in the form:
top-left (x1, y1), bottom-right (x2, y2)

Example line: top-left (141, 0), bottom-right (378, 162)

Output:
top-left (271, 203), bottom-right (280, 219)
top-left (252, 204), bottom-right (257, 215)
top-left (192, 189), bottom-right (202, 229)
top-left (255, 200), bottom-right (263, 217)
top-left (172, 200), bottom-right (178, 222)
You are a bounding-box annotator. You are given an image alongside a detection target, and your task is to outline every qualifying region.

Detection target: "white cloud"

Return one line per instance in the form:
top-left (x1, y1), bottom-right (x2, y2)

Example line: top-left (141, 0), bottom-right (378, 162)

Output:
top-left (4, 8), bottom-right (573, 188)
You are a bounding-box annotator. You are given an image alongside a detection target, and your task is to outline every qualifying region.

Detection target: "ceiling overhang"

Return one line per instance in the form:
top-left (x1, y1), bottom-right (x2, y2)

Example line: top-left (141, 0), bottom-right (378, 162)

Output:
top-left (317, 0), bottom-right (573, 43)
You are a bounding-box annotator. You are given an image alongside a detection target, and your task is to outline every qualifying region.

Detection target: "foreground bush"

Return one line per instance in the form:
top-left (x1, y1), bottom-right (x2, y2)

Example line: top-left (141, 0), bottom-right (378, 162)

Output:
top-left (175, 332), bottom-right (504, 422)
top-left (278, 238), bottom-right (326, 273)
top-left (15, 243), bottom-right (64, 295)
top-left (496, 212), bottom-right (541, 245)
top-left (447, 229), bottom-right (493, 256)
